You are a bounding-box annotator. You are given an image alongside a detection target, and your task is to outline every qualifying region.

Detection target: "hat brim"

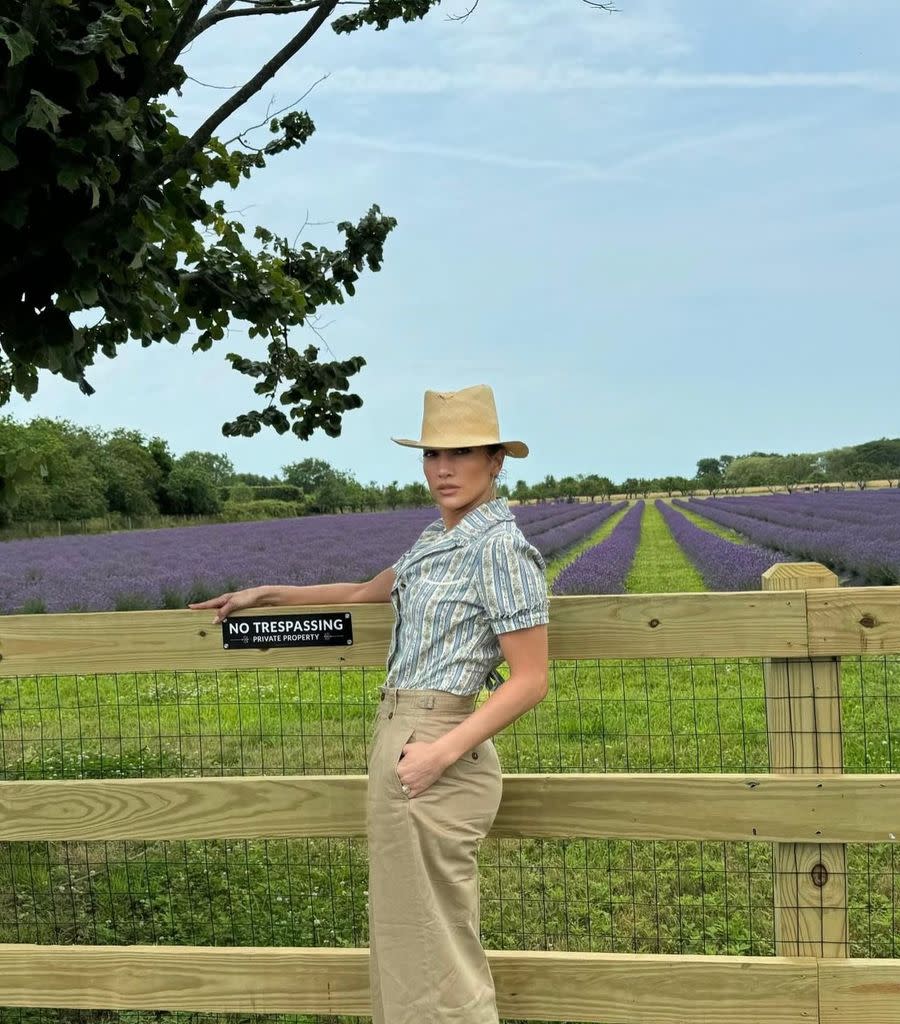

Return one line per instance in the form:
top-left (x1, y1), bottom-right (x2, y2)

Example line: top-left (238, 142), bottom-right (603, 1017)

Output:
top-left (391, 437), bottom-right (529, 458)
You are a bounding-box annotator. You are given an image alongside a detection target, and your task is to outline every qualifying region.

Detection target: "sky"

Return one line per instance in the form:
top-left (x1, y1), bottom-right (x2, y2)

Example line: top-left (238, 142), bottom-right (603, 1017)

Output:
top-left (8, 0), bottom-right (900, 485)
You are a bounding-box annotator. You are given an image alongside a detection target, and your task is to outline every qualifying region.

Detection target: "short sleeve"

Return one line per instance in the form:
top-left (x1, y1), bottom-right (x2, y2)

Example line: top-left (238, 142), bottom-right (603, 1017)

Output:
top-left (475, 529), bottom-right (550, 634)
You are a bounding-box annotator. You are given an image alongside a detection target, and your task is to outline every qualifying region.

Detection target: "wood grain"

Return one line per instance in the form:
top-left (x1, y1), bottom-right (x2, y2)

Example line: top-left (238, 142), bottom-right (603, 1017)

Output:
top-left (2, 772), bottom-right (897, 843)
top-left (0, 944), bottom-right (819, 1023)
top-left (764, 564), bottom-right (849, 959)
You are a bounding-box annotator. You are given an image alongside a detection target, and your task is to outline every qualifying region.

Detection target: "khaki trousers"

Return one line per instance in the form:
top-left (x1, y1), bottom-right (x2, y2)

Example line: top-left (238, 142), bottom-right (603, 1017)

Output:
top-left (367, 684), bottom-right (503, 1024)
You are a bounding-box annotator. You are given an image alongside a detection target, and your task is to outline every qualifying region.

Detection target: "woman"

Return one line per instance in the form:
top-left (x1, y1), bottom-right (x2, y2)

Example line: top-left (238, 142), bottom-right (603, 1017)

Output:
top-left (190, 383), bottom-right (550, 1024)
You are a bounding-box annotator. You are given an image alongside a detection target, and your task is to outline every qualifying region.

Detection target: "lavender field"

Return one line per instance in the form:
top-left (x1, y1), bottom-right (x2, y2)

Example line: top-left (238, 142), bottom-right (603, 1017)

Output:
top-left (657, 500), bottom-right (789, 590)
top-left (0, 501), bottom-right (615, 614)
top-left (552, 501), bottom-right (642, 595)
top-left (675, 490), bottom-right (900, 585)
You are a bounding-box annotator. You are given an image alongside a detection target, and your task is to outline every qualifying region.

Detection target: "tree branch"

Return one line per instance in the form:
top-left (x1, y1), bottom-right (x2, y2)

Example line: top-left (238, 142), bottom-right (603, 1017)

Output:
top-left (138, 0), bottom-right (209, 103)
top-left (192, 0), bottom-right (318, 37)
top-left (223, 74), bottom-right (327, 147)
top-left (191, 0), bottom-right (363, 38)
top-left (129, 2), bottom-right (339, 214)
top-left (447, 0), bottom-right (479, 22)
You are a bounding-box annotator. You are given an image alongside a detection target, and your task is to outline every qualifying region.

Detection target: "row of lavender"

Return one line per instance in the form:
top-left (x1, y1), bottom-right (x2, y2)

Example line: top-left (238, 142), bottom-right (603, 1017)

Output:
top-left (0, 500), bottom-right (617, 614)
top-left (657, 501), bottom-right (789, 590)
top-left (551, 501), bottom-right (643, 595)
top-left (675, 491), bottom-right (900, 585)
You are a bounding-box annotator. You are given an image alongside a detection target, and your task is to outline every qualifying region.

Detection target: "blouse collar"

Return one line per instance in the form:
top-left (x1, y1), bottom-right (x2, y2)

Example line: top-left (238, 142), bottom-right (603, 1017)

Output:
top-left (433, 497), bottom-right (516, 541)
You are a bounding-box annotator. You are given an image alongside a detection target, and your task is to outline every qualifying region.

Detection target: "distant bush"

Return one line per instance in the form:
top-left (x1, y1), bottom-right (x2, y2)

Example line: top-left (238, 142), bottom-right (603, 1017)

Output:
top-left (226, 483), bottom-right (254, 503)
top-left (221, 499), bottom-right (303, 521)
top-left (251, 484), bottom-right (304, 502)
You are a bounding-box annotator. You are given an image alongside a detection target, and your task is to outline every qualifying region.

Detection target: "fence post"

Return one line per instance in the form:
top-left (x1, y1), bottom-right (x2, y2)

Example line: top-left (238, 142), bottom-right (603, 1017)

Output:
top-left (762, 562), bottom-right (849, 958)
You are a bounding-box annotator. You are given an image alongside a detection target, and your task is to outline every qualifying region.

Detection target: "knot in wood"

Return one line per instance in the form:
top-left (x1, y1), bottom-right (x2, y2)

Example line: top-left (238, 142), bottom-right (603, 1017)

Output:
top-left (810, 863), bottom-right (829, 887)
top-left (859, 614), bottom-right (877, 629)
top-left (648, 618), bottom-right (660, 629)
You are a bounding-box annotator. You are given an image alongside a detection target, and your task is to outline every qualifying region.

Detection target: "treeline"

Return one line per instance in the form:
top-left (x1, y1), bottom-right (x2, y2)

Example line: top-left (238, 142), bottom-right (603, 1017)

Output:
top-left (0, 417), bottom-right (432, 527)
top-left (511, 439), bottom-right (900, 501)
top-left (1, 416), bottom-right (898, 530)
top-left (692, 440), bottom-right (900, 494)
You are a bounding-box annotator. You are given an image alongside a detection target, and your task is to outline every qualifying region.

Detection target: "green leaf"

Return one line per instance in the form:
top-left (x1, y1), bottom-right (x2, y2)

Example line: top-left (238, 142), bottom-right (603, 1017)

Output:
top-left (57, 165), bottom-right (86, 191)
top-left (0, 24), bottom-right (35, 66)
top-left (25, 91), bottom-right (70, 136)
top-left (0, 195), bottom-right (26, 228)
top-left (0, 143), bottom-right (18, 172)
top-left (71, 58), bottom-right (99, 91)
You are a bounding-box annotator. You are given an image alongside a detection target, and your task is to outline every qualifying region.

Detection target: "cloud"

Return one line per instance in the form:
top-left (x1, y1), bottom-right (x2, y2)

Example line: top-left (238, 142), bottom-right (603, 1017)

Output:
top-left (320, 131), bottom-right (607, 177)
top-left (299, 65), bottom-right (900, 95)
top-left (437, 0), bottom-right (692, 62)
top-left (320, 118), bottom-right (800, 184)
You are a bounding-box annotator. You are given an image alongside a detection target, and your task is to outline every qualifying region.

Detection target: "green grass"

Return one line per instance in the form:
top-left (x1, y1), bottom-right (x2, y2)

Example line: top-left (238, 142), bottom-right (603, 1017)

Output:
top-left (625, 499), bottom-right (706, 593)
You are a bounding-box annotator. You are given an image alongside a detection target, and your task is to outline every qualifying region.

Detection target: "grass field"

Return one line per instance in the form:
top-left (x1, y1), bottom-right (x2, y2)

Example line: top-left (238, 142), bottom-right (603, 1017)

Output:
top-left (2, 505), bottom-right (898, 1024)
top-left (625, 499), bottom-right (706, 593)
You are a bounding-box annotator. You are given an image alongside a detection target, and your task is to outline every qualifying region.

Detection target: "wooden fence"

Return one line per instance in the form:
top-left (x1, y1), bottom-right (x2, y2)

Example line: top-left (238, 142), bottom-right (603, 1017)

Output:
top-left (0, 562), bottom-right (899, 1022)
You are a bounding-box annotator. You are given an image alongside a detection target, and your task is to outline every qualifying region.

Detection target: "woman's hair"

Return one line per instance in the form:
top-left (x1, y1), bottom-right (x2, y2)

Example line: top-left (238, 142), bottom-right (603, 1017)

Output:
top-left (485, 444), bottom-right (507, 492)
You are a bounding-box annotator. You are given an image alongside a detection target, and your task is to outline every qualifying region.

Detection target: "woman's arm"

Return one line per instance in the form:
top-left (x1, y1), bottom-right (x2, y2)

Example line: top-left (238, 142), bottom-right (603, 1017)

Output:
top-left (430, 623), bottom-right (549, 767)
top-left (189, 567), bottom-right (396, 623)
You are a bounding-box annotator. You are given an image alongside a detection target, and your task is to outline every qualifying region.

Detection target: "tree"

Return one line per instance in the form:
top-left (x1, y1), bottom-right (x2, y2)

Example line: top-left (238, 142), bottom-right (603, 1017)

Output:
top-left (176, 450), bottom-right (235, 488)
top-left (0, 1), bottom-right (617, 515)
top-left (723, 455), bottom-right (778, 489)
top-left (0, 1), bottom-right (451, 450)
top-left (557, 474), bottom-right (580, 502)
top-left (232, 471), bottom-right (278, 487)
top-left (161, 461), bottom-right (222, 514)
top-left (100, 428), bottom-right (164, 514)
top-left (282, 456), bottom-right (359, 512)
top-left (534, 474), bottom-right (558, 502)
top-left (695, 456), bottom-right (724, 494)
top-left (659, 475), bottom-right (690, 497)
top-left (0, 415), bottom-right (44, 521)
top-left (774, 453), bottom-right (818, 493)
top-left (579, 474), bottom-right (603, 503)
top-left (282, 457), bottom-right (334, 495)
top-left (512, 479), bottom-right (531, 503)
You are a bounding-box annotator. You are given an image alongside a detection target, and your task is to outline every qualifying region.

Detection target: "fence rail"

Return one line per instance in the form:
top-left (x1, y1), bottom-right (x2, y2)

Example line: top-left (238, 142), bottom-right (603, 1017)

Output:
top-left (1, 772), bottom-right (898, 844)
top-left (1, 584), bottom-right (899, 677)
top-left (1, 562), bottom-right (899, 1023)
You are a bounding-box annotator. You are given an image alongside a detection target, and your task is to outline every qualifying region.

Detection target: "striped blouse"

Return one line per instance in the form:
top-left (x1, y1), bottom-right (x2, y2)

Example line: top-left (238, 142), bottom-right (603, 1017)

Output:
top-left (385, 497), bottom-right (550, 695)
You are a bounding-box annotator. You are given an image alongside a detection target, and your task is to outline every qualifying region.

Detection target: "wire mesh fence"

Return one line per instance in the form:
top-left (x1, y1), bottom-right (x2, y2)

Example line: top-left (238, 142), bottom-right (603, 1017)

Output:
top-left (1, 654), bottom-right (899, 1024)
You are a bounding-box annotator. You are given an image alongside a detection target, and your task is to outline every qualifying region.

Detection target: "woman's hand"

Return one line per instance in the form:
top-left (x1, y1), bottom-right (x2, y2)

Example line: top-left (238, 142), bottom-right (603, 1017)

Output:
top-left (396, 740), bottom-right (454, 799)
top-left (188, 586), bottom-right (268, 624)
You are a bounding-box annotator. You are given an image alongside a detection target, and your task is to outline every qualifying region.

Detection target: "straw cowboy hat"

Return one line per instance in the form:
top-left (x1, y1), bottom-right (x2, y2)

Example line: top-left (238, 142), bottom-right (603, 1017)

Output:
top-left (392, 384), bottom-right (529, 458)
